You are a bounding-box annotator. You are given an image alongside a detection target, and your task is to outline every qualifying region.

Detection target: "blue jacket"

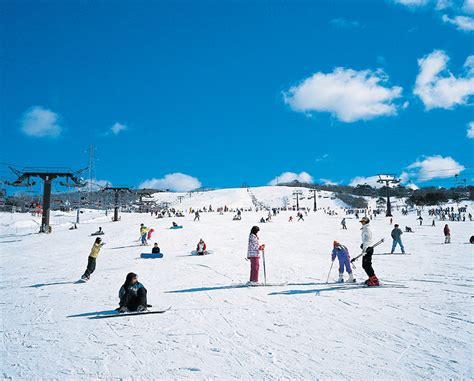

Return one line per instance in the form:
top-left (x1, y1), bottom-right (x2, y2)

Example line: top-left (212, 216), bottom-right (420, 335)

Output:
top-left (331, 245), bottom-right (350, 261)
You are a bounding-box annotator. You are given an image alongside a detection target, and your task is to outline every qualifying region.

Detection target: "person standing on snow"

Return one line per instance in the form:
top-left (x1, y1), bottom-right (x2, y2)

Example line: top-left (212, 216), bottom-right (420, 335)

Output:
top-left (341, 218), bottom-right (347, 230)
top-left (359, 216), bottom-right (379, 286)
top-left (247, 226), bottom-right (264, 285)
top-left (390, 224), bottom-right (405, 254)
top-left (194, 211), bottom-right (200, 221)
top-left (444, 224), bottom-right (451, 244)
top-left (140, 224), bottom-right (149, 245)
top-left (331, 241), bottom-right (354, 283)
top-left (118, 272), bottom-right (148, 313)
top-left (81, 237), bottom-right (105, 281)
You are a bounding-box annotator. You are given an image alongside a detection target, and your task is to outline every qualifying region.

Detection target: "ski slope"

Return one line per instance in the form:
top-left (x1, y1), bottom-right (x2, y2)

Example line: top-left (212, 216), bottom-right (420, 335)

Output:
top-left (1, 187), bottom-right (473, 379)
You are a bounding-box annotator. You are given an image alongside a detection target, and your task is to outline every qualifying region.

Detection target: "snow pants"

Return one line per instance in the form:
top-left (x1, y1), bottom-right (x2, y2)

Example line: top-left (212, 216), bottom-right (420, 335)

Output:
top-left (362, 247), bottom-right (375, 277)
top-left (338, 256), bottom-right (352, 274)
top-left (391, 238), bottom-right (405, 253)
top-left (249, 257), bottom-right (260, 282)
top-left (83, 256), bottom-right (96, 278)
top-left (445, 235), bottom-right (451, 243)
top-left (124, 288), bottom-right (147, 311)
top-left (141, 233), bottom-right (147, 245)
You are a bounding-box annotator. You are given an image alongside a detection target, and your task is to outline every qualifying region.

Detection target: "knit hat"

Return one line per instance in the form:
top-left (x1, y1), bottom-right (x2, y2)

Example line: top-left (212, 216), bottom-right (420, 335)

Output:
top-left (333, 240), bottom-right (340, 247)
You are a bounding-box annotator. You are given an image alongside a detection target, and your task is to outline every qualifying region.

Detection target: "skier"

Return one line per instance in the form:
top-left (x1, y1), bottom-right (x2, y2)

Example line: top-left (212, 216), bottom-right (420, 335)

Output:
top-left (297, 212), bottom-right (304, 222)
top-left (418, 216), bottom-right (423, 226)
top-left (359, 216), bottom-right (379, 286)
top-left (432, 219), bottom-right (436, 227)
top-left (81, 237), bottom-right (105, 281)
top-left (152, 243), bottom-right (160, 254)
top-left (390, 224), bottom-right (405, 254)
top-left (444, 224), bottom-right (451, 244)
top-left (147, 228), bottom-right (154, 240)
top-left (247, 226), bottom-right (264, 285)
top-left (194, 211), bottom-right (200, 221)
top-left (331, 241), bottom-right (354, 283)
top-left (140, 224), bottom-right (149, 245)
top-left (341, 218), bottom-right (347, 230)
top-left (288, 216), bottom-right (293, 222)
top-left (196, 238), bottom-right (207, 255)
top-left (118, 272), bottom-right (148, 313)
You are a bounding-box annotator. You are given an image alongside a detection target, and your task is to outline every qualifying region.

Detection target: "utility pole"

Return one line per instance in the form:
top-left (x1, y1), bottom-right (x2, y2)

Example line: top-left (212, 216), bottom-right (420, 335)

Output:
top-left (377, 174), bottom-right (400, 217)
top-left (102, 187), bottom-right (132, 221)
top-left (292, 190), bottom-right (303, 210)
top-left (308, 188), bottom-right (318, 211)
top-left (7, 166), bottom-right (86, 233)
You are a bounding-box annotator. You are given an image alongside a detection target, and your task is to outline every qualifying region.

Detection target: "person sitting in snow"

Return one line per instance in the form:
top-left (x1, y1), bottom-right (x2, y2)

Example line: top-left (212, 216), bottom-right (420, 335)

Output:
top-left (172, 222), bottom-right (178, 228)
top-left (152, 243), bottom-right (160, 254)
top-left (331, 241), bottom-right (354, 283)
top-left (118, 272), bottom-right (148, 313)
top-left (196, 239), bottom-right (207, 255)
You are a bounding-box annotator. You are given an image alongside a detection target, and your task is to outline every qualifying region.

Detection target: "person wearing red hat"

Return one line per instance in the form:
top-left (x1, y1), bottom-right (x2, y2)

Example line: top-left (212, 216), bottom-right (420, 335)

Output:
top-left (331, 241), bottom-right (354, 283)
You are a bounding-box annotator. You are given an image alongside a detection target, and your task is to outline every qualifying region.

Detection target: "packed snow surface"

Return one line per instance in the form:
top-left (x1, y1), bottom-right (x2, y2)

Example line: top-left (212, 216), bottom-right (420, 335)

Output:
top-left (1, 186), bottom-right (473, 379)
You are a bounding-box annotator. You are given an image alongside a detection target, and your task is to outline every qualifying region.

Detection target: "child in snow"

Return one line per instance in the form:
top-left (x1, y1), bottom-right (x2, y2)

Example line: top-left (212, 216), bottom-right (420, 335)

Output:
top-left (81, 237), bottom-right (105, 280)
top-left (140, 224), bottom-right (149, 245)
top-left (118, 272), bottom-right (148, 312)
top-left (360, 216), bottom-right (379, 286)
top-left (196, 239), bottom-right (207, 255)
top-left (247, 226), bottom-right (264, 285)
top-left (147, 228), bottom-right (154, 240)
top-left (331, 241), bottom-right (354, 283)
top-left (444, 224), bottom-right (451, 244)
top-left (390, 224), bottom-right (405, 254)
top-left (152, 243), bottom-right (160, 254)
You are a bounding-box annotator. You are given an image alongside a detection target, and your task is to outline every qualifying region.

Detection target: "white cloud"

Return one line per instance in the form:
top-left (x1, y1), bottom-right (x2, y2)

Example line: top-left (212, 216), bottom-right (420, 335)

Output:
top-left (330, 18), bottom-right (362, 28)
top-left (320, 178), bottom-right (339, 186)
top-left (467, 121), bottom-right (474, 138)
top-left (414, 50), bottom-right (474, 109)
top-left (393, 0), bottom-right (430, 7)
top-left (349, 176), bottom-right (383, 188)
top-left (83, 179), bottom-right (111, 191)
top-left (465, 0), bottom-right (474, 13)
top-left (406, 183), bottom-right (419, 190)
top-left (20, 106), bottom-right (62, 138)
top-left (268, 172), bottom-right (313, 186)
top-left (315, 153), bottom-right (329, 162)
top-left (442, 14), bottom-right (474, 30)
top-left (405, 155), bottom-right (465, 181)
top-left (111, 122), bottom-right (127, 135)
top-left (283, 68), bottom-right (403, 123)
top-left (139, 173), bottom-right (201, 192)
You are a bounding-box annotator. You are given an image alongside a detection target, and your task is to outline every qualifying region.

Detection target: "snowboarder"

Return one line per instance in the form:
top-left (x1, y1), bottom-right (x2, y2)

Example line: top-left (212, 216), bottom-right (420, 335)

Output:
top-left (196, 239), bottom-right (207, 255)
top-left (247, 226), bottom-right (264, 285)
top-left (331, 241), bottom-right (354, 283)
top-left (194, 211), bottom-right (200, 221)
top-left (390, 224), bottom-right (405, 254)
top-left (360, 216), bottom-right (379, 286)
top-left (341, 218), bottom-right (347, 230)
top-left (152, 243), bottom-right (160, 254)
top-left (81, 237), bottom-right (105, 281)
top-left (118, 272), bottom-right (148, 313)
top-left (444, 224), bottom-right (451, 244)
top-left (140, 224), bottom-right (149, 246)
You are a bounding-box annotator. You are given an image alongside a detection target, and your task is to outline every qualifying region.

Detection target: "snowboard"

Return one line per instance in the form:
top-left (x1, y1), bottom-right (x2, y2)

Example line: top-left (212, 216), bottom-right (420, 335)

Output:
top-left (91, 232), bottom-right (105, 236)
top-left (191, 250), bottom-right (213, 256)
top-left (170, 226), bottom-right (183, 230)
top-left (90, 307), bottom-right (171, 319)
top-left (140, 253), bottom-right (164, 259)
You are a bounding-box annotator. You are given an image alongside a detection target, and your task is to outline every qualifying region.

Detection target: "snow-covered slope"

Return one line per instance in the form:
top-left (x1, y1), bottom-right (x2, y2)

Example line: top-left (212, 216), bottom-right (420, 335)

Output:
top-left (1, 188), bottom-right (473, 379)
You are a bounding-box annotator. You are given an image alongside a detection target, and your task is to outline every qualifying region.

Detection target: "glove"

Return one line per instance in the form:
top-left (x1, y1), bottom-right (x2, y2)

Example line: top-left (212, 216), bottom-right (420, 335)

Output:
top-left (360, 244), bottom-right (363, 250)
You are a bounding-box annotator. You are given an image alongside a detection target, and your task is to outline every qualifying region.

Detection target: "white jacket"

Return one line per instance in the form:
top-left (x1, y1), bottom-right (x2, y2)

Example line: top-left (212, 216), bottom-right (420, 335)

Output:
top-left (247, 234), bottom-right (260, 258)
top-left (361, 224), bottom-right (373, 251)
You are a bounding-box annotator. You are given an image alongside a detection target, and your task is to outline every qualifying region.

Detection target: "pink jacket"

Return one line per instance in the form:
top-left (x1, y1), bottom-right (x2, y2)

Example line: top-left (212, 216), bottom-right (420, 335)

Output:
top-left (247, 233), bottom-right (260, 258)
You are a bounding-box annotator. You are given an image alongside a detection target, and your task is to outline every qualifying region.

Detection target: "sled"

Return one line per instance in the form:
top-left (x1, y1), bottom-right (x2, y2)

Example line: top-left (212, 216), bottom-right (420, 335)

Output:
top-left (140, 253), bottom-right (164, 259)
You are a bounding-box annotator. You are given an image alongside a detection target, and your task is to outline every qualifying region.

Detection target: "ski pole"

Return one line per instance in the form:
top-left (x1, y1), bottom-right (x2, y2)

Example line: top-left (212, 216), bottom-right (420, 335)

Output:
top-left (326, 260), bottom-right (334, 283)
top-left (351, 238), bottom-right (385, 263)
top-left (262, 249), bottom-right (267, 285)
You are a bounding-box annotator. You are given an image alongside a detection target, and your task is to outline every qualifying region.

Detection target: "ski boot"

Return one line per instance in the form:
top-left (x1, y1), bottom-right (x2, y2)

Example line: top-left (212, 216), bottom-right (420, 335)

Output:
top-left (348, 273), bottom-right (356, 283)
top-left (336, 274), bottom-right (344, 283)
top-left (119, 306), bottom-right (129, 313)
top-left (366, 275), bottom-right (380, 287)
top-left (137, 305), bottom-right (148, 312)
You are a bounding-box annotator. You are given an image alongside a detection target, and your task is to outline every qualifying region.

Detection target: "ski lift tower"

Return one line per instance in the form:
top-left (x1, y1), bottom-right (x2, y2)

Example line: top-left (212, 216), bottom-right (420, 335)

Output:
top-left (292, 190), bottom-right (303, 210)
top-left (308, 188), bottom-right (318, 212)
top-left (102, 187), bottom-right (132, 221)
top-left (377, 174), bottom-right (400, 217)
top-left (7, 166), bottom-right (86, 233)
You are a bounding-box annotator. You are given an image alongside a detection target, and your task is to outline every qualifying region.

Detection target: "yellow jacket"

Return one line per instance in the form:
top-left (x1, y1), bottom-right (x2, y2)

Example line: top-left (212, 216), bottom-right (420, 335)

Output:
top-left (140, 226), bottom-right (149, 235)
top-left (89, 242), bottom-right (104, 258)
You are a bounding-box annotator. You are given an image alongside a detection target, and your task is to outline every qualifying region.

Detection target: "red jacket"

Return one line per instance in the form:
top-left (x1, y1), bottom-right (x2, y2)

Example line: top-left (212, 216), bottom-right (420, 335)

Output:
top-left (196, 242), bottom-right (207, 252)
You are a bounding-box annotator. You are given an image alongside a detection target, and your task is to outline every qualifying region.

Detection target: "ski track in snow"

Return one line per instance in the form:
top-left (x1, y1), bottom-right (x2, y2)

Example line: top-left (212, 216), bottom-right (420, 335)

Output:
top-left (0, 187), bottom-right (473, 379)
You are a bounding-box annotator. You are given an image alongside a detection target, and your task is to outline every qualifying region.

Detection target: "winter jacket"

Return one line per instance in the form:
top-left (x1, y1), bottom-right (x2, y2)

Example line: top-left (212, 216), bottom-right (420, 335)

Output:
top-left (247, 233), bottom-right (260, 258)
top-left (140, 226), bottom-right (149, 236)
top-left (444, 226), bottom-right (450, 236)
top-left (89, 242), bottom-right (104, 259)
top-left (332, 245), bottom-right (350, 261)
top-left (119, 282), bottom-right (145, 306)
top-left (196, 242), bottom-right (207, 253)
top-left (152, 246), bottom-right (160, 254)
top-left (391, 228), bottom-right (403, 240)
top-left (361, 224), bottom-right (373, 251)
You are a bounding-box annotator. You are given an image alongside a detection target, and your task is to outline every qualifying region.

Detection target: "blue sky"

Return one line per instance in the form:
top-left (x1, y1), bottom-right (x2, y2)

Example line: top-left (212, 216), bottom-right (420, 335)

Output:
top-left (1, 0), bottom-right (473, 192)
